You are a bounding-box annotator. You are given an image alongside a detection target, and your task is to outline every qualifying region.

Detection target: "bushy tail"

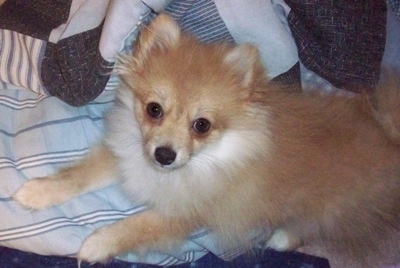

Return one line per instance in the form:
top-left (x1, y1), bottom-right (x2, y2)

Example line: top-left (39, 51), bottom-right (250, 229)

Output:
top-left (369, 70), bottom-right (400, 144)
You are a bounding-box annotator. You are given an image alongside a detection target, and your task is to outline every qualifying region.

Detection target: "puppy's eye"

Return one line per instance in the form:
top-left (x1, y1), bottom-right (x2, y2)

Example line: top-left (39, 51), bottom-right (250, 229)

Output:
top-left (147, 102), bottom-right (163, 118)
top-left (193, 118), bottom-right (211, 134)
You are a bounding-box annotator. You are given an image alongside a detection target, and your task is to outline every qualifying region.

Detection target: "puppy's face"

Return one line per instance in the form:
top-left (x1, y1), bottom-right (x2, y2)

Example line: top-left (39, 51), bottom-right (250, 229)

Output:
top-left (119, 14), bottom-right (266, 170)
top-left (132, 82), bottom-right (222, 170)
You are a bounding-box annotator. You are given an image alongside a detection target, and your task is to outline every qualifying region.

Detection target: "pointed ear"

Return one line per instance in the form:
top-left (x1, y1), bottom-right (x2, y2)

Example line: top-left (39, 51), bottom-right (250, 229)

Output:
top-left (223, 44), bottom-right (262, 88)
top-left (134, 13), bottom-right (181, 62)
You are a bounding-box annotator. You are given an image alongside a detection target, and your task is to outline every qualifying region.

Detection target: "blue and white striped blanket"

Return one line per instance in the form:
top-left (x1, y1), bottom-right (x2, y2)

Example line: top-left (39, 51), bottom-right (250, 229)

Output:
top-left (0, 0), bottom-right (397, 266)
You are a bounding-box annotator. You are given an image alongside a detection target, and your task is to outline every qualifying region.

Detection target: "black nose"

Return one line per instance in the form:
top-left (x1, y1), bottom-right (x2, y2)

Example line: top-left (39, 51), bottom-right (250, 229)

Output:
top-left (154, 147), bottom-right (177, 166)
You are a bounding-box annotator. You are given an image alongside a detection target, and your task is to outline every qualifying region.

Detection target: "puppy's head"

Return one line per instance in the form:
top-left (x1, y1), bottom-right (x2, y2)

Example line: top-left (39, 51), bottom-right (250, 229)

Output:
top-left (118, 14), bottom-right (268, 170)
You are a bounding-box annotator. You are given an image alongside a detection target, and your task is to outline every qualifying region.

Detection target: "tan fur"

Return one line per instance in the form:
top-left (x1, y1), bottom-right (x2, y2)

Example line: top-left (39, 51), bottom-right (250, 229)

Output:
top-left (370, 71), bottom-right (400, 144)
top-left (14, 14), bottom-right (400, 267)
top-left (14, 145), bottom-right (117, 209)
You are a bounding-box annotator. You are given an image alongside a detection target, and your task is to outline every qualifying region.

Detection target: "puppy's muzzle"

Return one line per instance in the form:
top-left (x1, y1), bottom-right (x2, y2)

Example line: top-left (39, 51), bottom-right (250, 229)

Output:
top-left (154, 146), bottom-right (177, 166)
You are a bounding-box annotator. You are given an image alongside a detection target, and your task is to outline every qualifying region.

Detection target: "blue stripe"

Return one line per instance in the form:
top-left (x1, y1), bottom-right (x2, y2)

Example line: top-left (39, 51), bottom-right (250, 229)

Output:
top-left (15, 33), bottom-right (23, 87)
top-left (155, 249), bottom-right (208, 266)
top-left (0, 115), bottom-right (103, 137)
top-left (0, 207), bottom-right (146, 241)
top-left (26, 35), bottom-right (34, 90)
top-left (189, 229), bottom-right (209, 240)
top-left (6, 31), bottom-right (14, 85)
top-left (0, 149), bottom-right (89, 171)
top-left (2, 207), bottom-right (144, 233)
top-left (0, 94), bottom-right (48, 109)
top-left (165, 0), bottom-right (234, 44)
top-left (0, 95), bottom-right (113, 110)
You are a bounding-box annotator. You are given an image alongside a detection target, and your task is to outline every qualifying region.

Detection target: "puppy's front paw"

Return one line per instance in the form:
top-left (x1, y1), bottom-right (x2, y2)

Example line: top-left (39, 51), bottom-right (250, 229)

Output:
top-left (13, 177), bottom-right (69, 210)
top-left (78, 212), bottom-right (182, 264)
top-left (78, 228), bottom-right (120, 264)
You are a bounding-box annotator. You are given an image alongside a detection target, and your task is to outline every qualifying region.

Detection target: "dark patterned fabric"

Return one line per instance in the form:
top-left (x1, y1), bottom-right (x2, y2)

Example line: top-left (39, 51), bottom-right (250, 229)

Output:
top-left (286, 0), bottom-right (387, 93)
top-left (0, 0), bottom-right (71, 40)
top-left (41, 23), bottom-right (113, 106)
top-left (0, 247), bottom-right (330, 268)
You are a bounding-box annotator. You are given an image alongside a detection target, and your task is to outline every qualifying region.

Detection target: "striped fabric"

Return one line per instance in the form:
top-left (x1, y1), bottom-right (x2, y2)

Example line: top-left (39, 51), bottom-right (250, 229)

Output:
top-left (0, 207), bottom-right (145, 242)
top-left (165, 0), bottom-right (235, 43)
top-left (0, 30), bottom-right (45, 94)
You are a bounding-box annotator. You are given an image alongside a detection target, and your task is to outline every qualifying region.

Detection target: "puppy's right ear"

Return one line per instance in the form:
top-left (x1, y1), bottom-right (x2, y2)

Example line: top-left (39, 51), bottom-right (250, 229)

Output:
top-left (223, 44), bottom-right (263, 89)
top-left (134, 14), bottom-right (181, 63)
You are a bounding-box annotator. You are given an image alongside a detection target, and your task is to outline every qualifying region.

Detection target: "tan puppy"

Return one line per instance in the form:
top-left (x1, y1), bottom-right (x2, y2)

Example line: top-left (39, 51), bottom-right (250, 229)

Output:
top-left (14, 14), bottom-right (400, 267)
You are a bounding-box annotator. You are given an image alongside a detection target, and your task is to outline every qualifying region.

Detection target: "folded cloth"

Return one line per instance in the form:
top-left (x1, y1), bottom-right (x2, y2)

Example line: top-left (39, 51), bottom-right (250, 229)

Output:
top-left (0, 0), bottom-right (154, 106)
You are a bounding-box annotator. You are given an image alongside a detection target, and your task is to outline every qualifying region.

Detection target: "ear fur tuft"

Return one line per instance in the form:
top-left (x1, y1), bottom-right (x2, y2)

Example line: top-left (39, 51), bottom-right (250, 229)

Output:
top-left (134, 13), bottom-right (181, 63)
top-left (223, 44), bottom-right (261, 88)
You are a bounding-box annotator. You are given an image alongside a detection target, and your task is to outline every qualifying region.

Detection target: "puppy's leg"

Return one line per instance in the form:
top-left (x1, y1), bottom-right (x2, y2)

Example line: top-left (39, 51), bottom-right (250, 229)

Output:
top-left (14, 144), bottom-right (117, 210)
top-left (78, 210), bottom-right (193, 263)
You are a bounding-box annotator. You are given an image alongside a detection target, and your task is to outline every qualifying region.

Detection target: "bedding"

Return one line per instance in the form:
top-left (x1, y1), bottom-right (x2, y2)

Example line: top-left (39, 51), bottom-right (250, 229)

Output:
top-left (0, 0), bottom-right (399, 267)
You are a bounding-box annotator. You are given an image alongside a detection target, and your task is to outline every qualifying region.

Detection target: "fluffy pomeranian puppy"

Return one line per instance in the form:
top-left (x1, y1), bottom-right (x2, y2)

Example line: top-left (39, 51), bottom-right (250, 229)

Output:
top-left (14, 14), bottom-right (400, 267)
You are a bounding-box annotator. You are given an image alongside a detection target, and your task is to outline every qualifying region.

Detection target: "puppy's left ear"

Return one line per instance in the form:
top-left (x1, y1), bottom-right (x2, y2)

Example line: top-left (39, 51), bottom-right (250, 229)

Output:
top-left (135, 14), bottom-right (181, 63)
top-left (223, 44), bottom-right (264, 89)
